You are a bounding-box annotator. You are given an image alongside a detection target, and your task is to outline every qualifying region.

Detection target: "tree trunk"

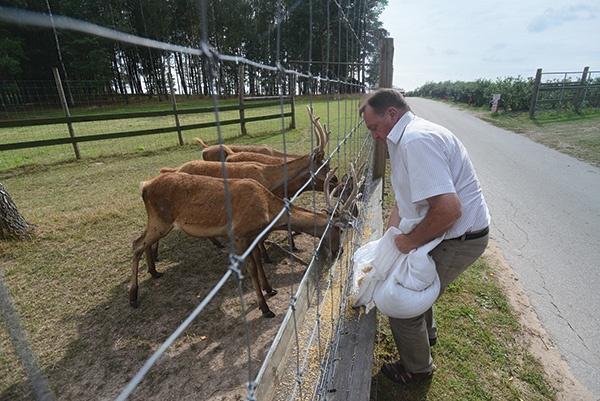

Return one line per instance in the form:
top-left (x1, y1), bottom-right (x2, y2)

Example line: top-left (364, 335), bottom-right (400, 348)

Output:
top-left (0, 183), bottom-right (34, 241)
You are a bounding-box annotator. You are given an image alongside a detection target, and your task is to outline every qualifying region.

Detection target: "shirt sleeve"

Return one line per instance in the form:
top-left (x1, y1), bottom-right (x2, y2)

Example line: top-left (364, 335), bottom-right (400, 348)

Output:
top-left (403, 136), bottom-right (456, 203)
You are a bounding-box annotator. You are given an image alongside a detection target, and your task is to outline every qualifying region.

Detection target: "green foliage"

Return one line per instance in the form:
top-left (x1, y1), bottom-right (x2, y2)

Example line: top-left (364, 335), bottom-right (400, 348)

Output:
top-left (410, 73), bottom-right (600, 114)
top-left (411, 76), bottom-right (535, 112)
top-left (2, 0), bottom-right (388, 94)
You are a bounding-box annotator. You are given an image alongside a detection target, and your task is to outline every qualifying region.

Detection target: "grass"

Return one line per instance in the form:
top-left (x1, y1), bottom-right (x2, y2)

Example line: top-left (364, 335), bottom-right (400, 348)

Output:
top-left (455, 104), bottom-right (600, 168)
top-left (0, 96), bottom-right (364, 400)
top-left (370, 161), bottom-right (557, 400)
top-left (1, 97), bottom-right (595, 399)
top-left (372, 260), bottom-right (554, 400)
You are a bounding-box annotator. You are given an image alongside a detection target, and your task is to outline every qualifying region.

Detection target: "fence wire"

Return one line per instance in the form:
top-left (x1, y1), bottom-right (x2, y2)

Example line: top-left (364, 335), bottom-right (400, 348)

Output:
top-left (0, 2), bottom-right (375, 400)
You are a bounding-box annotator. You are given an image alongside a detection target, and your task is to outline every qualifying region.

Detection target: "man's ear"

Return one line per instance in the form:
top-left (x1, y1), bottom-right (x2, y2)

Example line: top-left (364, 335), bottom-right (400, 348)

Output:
top-left (388, 107), bottom-right (397, 121)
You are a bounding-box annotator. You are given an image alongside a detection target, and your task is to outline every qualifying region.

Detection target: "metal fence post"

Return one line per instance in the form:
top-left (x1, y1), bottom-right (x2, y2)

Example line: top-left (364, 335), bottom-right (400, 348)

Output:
top-left (289, 73), bottom-right (296, 129)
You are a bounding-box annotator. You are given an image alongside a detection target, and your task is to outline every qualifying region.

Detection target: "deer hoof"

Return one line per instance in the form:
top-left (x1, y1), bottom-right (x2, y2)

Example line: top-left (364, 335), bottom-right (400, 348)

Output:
top-left (130, 300), bottom-right (140, 308)
top-left (266, 289), bottom-right (278, 297)
top-left (150, 271), bottom-right (163, 279)
top-left (263, 310), bottom-right (276, 318)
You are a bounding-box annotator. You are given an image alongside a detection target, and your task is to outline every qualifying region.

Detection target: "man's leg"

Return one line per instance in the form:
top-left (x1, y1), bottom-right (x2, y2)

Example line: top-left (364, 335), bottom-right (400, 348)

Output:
top-left (389, 235), bottom-right (489, 374)
top-left (389, 313), bottom-right (433, 373)
top-left (425, 235), bottom-right (489, 345)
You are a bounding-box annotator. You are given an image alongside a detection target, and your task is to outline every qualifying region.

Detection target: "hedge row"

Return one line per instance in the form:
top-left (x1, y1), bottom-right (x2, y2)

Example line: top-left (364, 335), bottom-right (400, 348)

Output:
top-left (408, 76), bottom-right (600, 112)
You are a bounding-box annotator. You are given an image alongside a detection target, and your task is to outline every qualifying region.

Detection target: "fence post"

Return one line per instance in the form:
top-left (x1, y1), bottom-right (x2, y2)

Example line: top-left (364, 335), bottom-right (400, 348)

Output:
top-left (238, 64), bottom-right (247, 135)
top-left (53, 67), bottom-right (80, 159)
top-left (372, 37), bottom-right (393, 181)
top-left (575, 66), bottom-right (590, 112)
top-left (529, 68), bottom-right (542, 118)
top-left (289, 73), bottom-right (296, 129)
top-left (168, 69), bottom-right (183, 146)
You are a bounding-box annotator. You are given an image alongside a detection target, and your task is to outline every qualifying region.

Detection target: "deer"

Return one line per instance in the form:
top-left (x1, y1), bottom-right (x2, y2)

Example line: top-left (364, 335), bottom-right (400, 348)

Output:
top-left (199, 141), bottom-right (297, 165)
top-left (158, 107), bottom-right (336, 261)
top-left (162, 107), bottom-right (332, 199)
top-left (129, 168), bottom-right (358, 318)
top-left (196, 106), bottom-right (326, 164)
top-left (196, 138), bottom-right (304, 162)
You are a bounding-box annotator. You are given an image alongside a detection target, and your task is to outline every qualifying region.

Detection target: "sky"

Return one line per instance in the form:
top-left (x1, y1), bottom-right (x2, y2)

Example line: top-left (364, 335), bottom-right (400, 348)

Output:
top-left (379, 0), bottom-right (600, 91)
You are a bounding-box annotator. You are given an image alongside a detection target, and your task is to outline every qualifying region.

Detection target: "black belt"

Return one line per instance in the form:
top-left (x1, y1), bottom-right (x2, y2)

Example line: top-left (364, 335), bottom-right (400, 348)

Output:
top-left (448, 226), bottom-right (489, 241)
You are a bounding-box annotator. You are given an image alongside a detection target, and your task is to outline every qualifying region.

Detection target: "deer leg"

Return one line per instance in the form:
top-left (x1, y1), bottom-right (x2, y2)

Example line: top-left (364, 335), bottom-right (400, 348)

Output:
top-left (289, 232), bottom-right (299, 251)
top-left (251, 247), bottom-right (277, 297)
top-left (145, 246), bottom-right (163, 279)
top-left (208, 237), bottom-right (224, 248)
top-left (259, 240), bottom-right (272, 263)
top-left (130, 232), bottom-right (149, 308)
top-left (238, 239), bottom-right (275, 318)
top-left (130, 226), bottom-right (170, 308)
top-left (151, 241), bottom-right (160, 261)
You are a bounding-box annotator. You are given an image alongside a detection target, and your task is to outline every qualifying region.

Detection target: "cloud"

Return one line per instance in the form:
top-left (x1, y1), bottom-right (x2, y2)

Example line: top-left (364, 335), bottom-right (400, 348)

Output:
top-left (528, 4), bottom-right (599, 32)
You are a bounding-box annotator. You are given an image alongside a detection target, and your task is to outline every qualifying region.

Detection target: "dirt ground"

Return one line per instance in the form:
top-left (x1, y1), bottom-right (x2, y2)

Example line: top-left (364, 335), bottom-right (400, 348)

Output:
top-left (4, 221), bottom-right (597, 401)
top-left (38, 220), bottom-right (599, 401)
top-left (4, 180), bottom-right (597, 401)
top-left (483, 241), bottom-right (597, 401)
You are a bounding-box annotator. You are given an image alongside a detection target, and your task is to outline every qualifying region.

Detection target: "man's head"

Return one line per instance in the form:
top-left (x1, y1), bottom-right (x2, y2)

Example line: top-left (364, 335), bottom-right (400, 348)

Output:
top-left (359, 88), bottom-right (411, 142)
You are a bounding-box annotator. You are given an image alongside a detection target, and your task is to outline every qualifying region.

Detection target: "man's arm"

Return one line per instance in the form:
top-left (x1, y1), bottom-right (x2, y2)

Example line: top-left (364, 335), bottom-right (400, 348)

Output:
top-left (393, 193), bottom-right (462, 253)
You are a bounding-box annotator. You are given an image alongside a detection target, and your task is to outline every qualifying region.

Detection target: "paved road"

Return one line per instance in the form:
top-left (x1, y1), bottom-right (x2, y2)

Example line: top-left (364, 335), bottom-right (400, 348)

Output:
top-left (407, 97), bottom-right (600, 397)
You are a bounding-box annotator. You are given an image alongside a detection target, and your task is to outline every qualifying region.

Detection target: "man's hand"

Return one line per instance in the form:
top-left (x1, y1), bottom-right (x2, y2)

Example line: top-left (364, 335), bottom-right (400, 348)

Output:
top-left (394, 233), bottom-right (419, 254)
top-left (392, 193), bottom-right (462, 253)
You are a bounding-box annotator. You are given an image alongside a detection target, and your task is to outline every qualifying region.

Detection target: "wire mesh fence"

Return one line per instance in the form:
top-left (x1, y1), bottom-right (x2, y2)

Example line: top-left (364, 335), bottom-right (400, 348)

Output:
top-left (0, 2), bottom-right (381, 400)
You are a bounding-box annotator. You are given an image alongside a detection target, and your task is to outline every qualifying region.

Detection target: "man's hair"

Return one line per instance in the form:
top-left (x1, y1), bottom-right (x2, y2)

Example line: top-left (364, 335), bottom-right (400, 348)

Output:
top-left (359, 88), bottom-right (411, 116)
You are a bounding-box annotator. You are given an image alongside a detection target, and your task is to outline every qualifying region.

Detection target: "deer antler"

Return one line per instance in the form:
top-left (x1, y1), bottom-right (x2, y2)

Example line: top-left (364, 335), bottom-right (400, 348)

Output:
top-left (324, 166), bottom-right (339, 212)
top-left (340, 163), bottom-right (362, 218)
top-left (324, 163), bottom-right (363, 223)
top-left (307, 105), bottom-right (327, 153)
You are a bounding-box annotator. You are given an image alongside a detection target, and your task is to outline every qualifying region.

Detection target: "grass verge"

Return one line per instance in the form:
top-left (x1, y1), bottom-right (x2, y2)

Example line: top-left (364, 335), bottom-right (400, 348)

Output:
top-left (372, 259), bottom-right (555, 400)
top-left (371, 162), bottom-right (557, 400)
top-left (455, 104), bottom-right (600, 168)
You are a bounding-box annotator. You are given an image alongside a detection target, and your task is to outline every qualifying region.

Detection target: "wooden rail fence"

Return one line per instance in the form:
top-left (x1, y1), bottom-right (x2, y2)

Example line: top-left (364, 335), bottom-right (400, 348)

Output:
top-left (529, 66), bottom-right (600, 116)
top-left (0, 67), bottom-right (296, 159)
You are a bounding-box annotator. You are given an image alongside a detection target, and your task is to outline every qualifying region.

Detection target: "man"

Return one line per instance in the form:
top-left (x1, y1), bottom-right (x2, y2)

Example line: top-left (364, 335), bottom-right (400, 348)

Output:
top-left (360, 88), bottom-right (490, 384)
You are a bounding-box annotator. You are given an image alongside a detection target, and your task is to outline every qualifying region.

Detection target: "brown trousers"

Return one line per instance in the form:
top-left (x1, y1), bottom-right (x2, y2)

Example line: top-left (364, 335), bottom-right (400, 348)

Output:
top-left (388, 234), bottom-right (489, 373)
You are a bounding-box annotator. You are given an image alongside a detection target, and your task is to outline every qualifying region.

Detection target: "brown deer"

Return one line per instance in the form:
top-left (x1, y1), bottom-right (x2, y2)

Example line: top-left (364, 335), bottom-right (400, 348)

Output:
top-left (129, 170), bottom-right (357, 317)
top-left (162, 107), bottom-right (332, 198)
top-left (159, 108), bottom-right (336, 260)
top-left (203, 142), bottom-right (296, 165)
top-left (196, 106), bottom-right (326, 164)
top-left (196, 138), bottom-right (304, 162)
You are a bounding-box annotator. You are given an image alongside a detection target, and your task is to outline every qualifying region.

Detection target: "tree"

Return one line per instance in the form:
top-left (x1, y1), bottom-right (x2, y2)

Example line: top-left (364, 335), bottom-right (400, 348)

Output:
top-left (0, 183), bottom-right (34, 241)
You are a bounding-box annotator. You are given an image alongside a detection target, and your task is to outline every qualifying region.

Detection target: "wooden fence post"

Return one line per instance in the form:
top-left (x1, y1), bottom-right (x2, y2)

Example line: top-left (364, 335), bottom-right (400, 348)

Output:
top-left (575, 66), bottom-right (590, 112)
top-left (168, 69), bottom-right (183, 146)
top-left (289, 73), bottom-right (296, 129)
top-left (238, 64), bottom-right (247, 135)
top-left (53, 67), bottom-right (80, 159)
top-left (372, 37), bottom-right (394, 181)
top-left (529, 68), bottom-right (542, 118)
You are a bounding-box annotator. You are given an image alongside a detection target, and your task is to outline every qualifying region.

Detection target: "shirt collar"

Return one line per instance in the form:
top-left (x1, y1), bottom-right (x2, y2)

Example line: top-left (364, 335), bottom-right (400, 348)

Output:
top-left (387, 111), bottom-right (414, 145)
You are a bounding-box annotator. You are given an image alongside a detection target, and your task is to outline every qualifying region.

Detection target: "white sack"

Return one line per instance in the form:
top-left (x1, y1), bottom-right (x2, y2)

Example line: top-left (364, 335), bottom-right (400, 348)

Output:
top-left (351, 217), bottom-right (443, 319)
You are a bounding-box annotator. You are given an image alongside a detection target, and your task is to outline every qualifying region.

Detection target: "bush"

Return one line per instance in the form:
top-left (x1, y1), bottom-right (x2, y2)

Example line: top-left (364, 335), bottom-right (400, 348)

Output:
top-left (408, 74), bottom-right (597, 113)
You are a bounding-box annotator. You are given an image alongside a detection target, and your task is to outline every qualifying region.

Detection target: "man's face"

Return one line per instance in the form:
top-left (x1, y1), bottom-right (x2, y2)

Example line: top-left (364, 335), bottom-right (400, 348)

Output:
top-left (363, 105), bottom-right (397, 143)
